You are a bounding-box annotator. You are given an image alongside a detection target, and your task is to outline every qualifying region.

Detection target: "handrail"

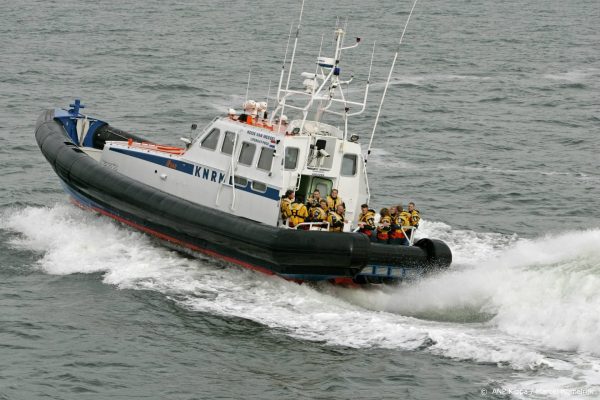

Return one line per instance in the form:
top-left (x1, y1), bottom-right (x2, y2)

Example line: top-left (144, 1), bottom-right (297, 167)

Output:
top-left (194, 116), bottom-right (220, 144)
top-left (400, 225), bottom-right (416, 246)
top-left (126, 140), bottom-right (185, 155)
top-left (229, 130), bottom-right (241, 210)
top-left (293, 221), bottom-right (330, 231)
top-left (215, 129), bottom-right (242, 210)
top-left (360, 153), bottom-right (371, 204)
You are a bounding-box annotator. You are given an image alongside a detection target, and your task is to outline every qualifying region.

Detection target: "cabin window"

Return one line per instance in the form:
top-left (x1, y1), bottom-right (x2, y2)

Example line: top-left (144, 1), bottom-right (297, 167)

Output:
top-left (284, 147), bottom-right (299, 170)
top-left (257, 147), bottom-right (275, 171)
top-left (234, 176), bottom-right (248, 187)
top-left (251, 181), bottom-right (267, 193)
top-left (238, 142), bottom-right (256, 166)
top-left (221, 131), bottom-right (235, 155)
top-left (341, 154), bottom-right (358, 176)
top-left (201, 128), bottom-right (221, 150)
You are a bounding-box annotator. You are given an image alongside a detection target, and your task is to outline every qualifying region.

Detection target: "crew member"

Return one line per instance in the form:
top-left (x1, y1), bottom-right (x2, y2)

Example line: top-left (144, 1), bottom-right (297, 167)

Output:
top-left (310, 199), bottom-right (329, 224)
top-left (357, 203), bottom-right (376, 240)
top-left (306, 189), bottom-right (322, 219)
top-left (280, 189), bottom-right (294, 223)
top-left (289, 197), bottom-right (309, 229)
top-left (328, 204), bottom-right (346, 232)
top-left (389, 204), bottom-right (410, 245)
top-left (376, 208), bottom-right (392, 243)
top-left (326, 189), bottom-right (344, 210)
top-left (389, 206), bottom-right (398, 225)
top-left (407, 202), bottom-right (420, 228)
top-left (407, 201), bottom-right (421, 240)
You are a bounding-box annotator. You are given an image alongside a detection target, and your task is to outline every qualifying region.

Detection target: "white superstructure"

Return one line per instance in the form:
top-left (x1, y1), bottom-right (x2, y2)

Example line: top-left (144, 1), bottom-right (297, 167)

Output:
top-left (94, 18), bottom-right (377, 230)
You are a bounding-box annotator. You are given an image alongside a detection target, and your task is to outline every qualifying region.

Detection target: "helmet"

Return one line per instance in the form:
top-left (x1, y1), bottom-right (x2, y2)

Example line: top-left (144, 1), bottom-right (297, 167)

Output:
top-left (280, 115), bottom-right (288, 123)
top-left (257, 101), bottom-right (267, 111)
top-left (228, 108), bottom-right (236, 115)
top-left (244, 100), bottom-right (256, 110)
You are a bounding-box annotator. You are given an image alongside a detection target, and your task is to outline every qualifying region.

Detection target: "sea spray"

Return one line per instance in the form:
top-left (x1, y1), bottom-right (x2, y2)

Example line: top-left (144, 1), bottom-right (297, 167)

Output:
top-left (0, 205), bottom-right (575, 368)
top-left (344, 227), bottom-right (600, 355)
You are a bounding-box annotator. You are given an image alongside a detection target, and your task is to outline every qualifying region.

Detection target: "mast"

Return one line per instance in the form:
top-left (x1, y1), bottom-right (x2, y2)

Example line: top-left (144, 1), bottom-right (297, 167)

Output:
top-left (366, 0), bottom-right (420, 163)
top-left (270, 3), bottom-right (378, 138)
top-left (276, 22), bottom-right (294, 106)
top-left (244, 68), bottom-right (252, 103)
top-left (278, 0), bottom-right (305, 131)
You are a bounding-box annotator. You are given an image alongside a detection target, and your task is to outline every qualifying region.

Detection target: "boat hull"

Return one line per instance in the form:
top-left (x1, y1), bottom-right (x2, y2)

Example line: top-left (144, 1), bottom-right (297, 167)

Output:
top-left (35, 109), bottom-right (452, 283)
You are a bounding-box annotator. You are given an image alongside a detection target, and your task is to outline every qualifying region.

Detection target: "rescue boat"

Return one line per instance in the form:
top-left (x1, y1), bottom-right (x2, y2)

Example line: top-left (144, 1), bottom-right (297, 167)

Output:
top-left (34, 9), bottom-right (452, 284)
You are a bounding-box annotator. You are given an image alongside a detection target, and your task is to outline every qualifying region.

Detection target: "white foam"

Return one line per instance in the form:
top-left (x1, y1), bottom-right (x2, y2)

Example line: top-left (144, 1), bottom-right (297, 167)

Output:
top-left (3, 205), bottom-right (600, 390)
top-left (368, 227), bottom-right (600, 353)
top-left (387, 74), bottom-right (491, 87)
top-left (543, 69), bottom-right (598, 83)
top-left (364, 147), bottom-right (416, 169)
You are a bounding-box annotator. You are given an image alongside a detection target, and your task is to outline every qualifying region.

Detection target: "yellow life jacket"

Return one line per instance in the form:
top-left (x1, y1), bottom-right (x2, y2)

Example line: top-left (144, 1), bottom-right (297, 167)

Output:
top-left (326, 195), bottom-right (343, 210)
top-left (377, 215), bottom-right (392, 232)
top-left (310, 206), bottom-right (327, 222)
top-left (390, 212), bottom-right (411, 239)
top-left (280, 198), bottom-right (293, 220)
top-left (289, 202), bottom-right (308, 227)
top-left (307, 195), bottom-right (321, 209)
top-left (328, 211), bottom-right (345, 232)
top-left (399, 211), bottom-right (412, 227)
top-left (410, 209), bottom-right (421, 226)
top-left (359, 210), bottom-right (376, 230)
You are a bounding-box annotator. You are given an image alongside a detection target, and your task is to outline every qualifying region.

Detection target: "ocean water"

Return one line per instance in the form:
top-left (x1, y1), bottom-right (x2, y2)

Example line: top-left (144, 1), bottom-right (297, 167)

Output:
top-left (1, 0), bottom-right (599, 399)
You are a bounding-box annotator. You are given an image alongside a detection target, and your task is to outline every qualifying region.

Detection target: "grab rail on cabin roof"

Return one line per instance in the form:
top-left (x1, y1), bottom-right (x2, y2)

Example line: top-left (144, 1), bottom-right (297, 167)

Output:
top-left (193, 116), bottom-right (220, 144)
top-left (215, 128), bottom-right (243, 211)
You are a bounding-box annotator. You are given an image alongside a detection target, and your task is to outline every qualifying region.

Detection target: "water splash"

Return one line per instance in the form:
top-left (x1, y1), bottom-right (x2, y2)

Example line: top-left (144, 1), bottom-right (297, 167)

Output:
top-left (2, 204), bottom-right (600, 385)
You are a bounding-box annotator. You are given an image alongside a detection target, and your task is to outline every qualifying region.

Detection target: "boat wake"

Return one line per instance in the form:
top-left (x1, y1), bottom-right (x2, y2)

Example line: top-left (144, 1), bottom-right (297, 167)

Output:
top-left (2, 204), bottom-right (600, 396)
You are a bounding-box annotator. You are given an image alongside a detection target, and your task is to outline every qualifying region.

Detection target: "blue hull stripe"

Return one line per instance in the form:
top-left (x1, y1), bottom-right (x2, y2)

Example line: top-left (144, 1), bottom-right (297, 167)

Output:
top-left (109, 147), bottom-right (280, 201)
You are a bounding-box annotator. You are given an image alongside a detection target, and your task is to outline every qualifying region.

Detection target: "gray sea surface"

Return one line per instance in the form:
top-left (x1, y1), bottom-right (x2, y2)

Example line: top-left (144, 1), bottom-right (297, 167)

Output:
top-left (1, 0), bottom-right (599, 399)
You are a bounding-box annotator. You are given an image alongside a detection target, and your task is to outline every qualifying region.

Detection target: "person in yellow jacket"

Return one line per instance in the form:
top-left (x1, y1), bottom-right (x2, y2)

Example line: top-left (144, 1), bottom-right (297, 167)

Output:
top-left (328, 204), bottom-right (346, 232)
top-left (407, 202), bottom-right (420, 227)
top-left (389, 206), bottom-right (399, 225)
top-left (310, 199), bottom-right (329, 224)
top-left (389, 204), bottom-right (411, 245)
top-left (326, 189), bottom-right (344, 210)
top-left (306, 189), bottom-right (322, 221)
top-left (376, 208), bottom-right (392, 243)
top-left (407, 201), bottom-right (420, 240)
top-left (306, 189), bottom-right (322, 209)
top-left (357, 203), bottom-right (376, 241)
top-left (280, 189), bottom-right (294, 222)
top-left (289, 197), bottom-right (309, 228)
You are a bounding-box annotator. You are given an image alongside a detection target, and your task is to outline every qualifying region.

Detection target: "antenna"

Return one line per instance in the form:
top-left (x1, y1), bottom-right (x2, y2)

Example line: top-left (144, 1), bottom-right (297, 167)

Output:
top-left (276, 22), bottom-right (294, 105)
top-left (279, 0), bottom-right (305, 131)
top-left (345, 41), bottom-right (375, 118)
top-left (284, 0), bottom-right (305, 94)
top-left (366, 0), bottom-right (420, 163)
top-left (244, 68), bottom-right (252, 103)
top-left (265, 80), bottom-right (272, 115)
